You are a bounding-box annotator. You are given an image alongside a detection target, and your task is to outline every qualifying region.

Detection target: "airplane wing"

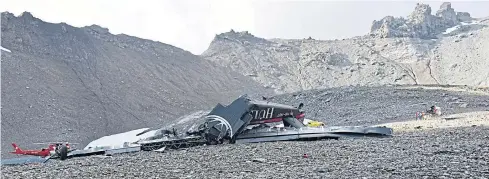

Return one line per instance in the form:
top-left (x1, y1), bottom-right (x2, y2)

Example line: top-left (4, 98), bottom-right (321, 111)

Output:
top-left (42, 152), bottom-right (57, 163)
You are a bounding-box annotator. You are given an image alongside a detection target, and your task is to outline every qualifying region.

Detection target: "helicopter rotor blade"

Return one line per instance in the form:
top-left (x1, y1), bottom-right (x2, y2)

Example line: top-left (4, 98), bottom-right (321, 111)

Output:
top-left (33, 142), bottom-right (80, 145)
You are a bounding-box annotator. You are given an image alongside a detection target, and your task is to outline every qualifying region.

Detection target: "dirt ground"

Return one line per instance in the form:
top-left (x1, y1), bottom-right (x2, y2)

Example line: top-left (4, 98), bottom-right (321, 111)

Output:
top-left (376, 111), bottom-right (489, 133)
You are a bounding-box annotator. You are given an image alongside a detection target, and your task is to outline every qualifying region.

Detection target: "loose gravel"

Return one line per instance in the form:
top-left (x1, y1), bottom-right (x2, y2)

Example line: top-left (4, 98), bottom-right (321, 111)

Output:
top-left (165, 85), bottom-right (489, 134)
top-left (2, 126), bottom-right (488, 179)
top-left (269, 85), bottom-right (489, 126)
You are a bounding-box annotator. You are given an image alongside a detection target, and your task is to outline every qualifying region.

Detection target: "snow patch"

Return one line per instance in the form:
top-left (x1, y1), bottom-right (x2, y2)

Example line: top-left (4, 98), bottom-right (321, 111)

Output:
top-left (1, 46), bottom-right (11, 53)
top-left (84, 128), bottom-right (157, 150)
top-left (302, 119), bottom-right (313, 125)
top-left (443, 20), bottom-right (480, 34)
top-left (444, 26), bottom-right (461, 34)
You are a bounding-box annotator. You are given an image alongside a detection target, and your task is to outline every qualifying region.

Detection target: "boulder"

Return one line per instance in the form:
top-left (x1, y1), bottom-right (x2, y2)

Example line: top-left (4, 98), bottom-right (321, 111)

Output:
top-left (370, 2), bottom-right (472, 39)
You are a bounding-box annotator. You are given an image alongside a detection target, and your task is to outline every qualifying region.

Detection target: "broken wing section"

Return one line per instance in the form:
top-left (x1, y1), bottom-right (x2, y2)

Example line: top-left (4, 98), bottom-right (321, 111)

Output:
top-left (202, 95), bottom-right (256, 144)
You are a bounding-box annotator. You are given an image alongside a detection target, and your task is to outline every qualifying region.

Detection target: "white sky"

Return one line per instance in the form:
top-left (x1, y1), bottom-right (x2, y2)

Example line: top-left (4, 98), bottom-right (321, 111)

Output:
top-left (2, 0), bottom-right (489, 55)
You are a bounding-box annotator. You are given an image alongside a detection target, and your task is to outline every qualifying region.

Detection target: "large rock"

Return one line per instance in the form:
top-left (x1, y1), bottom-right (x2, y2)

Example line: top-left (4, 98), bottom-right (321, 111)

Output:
top-left (370, 16), bottom-right (410, 38)
top-left (1, 12), bottom-right (273, 158)
top-left (456, 12), bottom-right (472, 22)
top-left (370, 2), bottom-right (473, 39)
top-left (436, 2), bottom-right (459, 26)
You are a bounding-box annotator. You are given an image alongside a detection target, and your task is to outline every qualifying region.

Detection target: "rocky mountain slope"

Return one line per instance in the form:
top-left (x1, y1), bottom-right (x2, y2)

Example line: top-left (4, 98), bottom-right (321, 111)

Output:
top-left (202, 2), bottom-right (489, 93)
top-left (0, 12), bottom-right (273, 158)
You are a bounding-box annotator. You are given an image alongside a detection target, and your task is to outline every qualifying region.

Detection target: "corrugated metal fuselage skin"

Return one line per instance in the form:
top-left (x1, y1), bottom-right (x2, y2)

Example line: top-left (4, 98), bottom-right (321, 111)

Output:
top-left (248, 101), bottom-right (302, 125)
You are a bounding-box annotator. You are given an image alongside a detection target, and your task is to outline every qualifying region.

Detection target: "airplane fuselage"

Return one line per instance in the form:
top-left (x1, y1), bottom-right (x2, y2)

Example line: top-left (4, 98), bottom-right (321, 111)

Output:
top-left (248, 102), bottom-right (303, 124)
top-left (12, 150), bottom-right (51, 157)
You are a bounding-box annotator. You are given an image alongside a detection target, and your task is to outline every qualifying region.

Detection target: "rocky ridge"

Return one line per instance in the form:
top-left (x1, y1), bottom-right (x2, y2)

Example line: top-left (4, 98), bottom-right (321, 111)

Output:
top-left (201, 2), bottom-right (489, 93)
top-left (1, 12), bottom-right (273, 158)
top-left (370, 2), bottom-right (475, 39)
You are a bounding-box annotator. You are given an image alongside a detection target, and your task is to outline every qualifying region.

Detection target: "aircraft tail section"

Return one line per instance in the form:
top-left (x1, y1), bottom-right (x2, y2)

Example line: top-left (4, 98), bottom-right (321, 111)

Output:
top-left (11, 143), bottom-right (23, 153)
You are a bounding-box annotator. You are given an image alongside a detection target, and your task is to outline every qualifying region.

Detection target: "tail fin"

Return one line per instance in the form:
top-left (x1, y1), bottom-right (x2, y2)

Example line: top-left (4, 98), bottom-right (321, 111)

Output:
top-left (11, 143), bottom-right (23, 153)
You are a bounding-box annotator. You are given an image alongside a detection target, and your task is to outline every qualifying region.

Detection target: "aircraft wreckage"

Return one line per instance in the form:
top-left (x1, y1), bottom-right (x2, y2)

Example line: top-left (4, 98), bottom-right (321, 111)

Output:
top-left (131, 94), bottom-right (393, 151)
top-left (2, 95), bottom-right (393, 165)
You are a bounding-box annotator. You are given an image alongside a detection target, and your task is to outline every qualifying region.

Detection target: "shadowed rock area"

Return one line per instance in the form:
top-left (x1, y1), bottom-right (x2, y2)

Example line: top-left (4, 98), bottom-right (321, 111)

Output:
top-left (1, 12), bottom-right (273, 158)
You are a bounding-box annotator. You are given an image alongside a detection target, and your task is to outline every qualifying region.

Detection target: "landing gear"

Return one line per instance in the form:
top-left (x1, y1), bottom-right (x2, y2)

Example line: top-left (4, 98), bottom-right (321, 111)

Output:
top-left (202, 116), bottom-right (232, 145)
top-left (186, 116), bottom-right (233, 145)
top-left (55, 145), bottom-right (68, 160)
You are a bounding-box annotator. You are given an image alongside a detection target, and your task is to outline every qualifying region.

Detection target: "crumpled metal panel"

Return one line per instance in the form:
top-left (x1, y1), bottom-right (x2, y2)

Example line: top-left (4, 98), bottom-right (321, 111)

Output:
top-left (203, 96), bottom-right (255, 142)
top-left (235, 125), bottom-right (392, 143)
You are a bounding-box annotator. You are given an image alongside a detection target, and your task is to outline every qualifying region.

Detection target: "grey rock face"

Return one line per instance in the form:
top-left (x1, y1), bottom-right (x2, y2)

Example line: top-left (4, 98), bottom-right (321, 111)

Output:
top-left (1, 12), bottom-right (273, 158)
top-left (456, 12), bottom-right (472, 22)
top-left (202, 2), bottom-right (488, 94)
top-left (370, 16), bottom-right (410, 38)
top-left (436, 2), bottom-right (459, 26)
top-left (370, 2), bottom-right (473, 39)
top-left (203, 24), bottom-right (489, 93)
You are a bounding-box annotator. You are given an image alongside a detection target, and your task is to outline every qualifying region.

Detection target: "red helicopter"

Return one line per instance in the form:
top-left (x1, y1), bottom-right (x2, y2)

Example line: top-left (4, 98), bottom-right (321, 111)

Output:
top-left (10, 142), bottom-right (77, 160)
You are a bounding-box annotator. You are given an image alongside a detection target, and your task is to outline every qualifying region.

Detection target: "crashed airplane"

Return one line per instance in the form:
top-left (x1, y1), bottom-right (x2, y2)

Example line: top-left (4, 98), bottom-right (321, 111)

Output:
top-left (134, 94), bottom-right (393, 151)
top-left (2, 95), bottom-right (393, 165)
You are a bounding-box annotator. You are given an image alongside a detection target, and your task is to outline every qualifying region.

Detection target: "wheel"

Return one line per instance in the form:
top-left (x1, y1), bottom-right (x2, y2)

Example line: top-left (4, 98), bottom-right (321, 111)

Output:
top-left (58, 145), bottom-right (68, 160)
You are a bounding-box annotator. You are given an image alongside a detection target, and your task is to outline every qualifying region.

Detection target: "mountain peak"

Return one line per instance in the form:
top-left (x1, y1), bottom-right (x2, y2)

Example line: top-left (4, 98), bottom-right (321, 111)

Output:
top-left (370, 2), bottom-right (475, 39)
top-left (19, 11), bottom-right (35, 19)
top-left (83, 24), bottom-right (110, 34)
top-left (1, 11), bottom-right (41, 22)
top-left (204, 29), bottom-right (272, 52)
top-left (215, 29), bottom-right (256, 40)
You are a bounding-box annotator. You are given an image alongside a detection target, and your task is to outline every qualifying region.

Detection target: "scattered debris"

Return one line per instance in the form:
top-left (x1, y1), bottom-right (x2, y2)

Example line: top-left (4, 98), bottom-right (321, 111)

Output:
top-left (252, 158), bottom-right (267, 163)
top-left (93, 155), bottom-right (111, 159)
top-left (416, 105), bottom-right (442, 120)
top-left (5, 95), bottom-right (394, 166)
top-left (314, 168), bottom-right (330, 173)
top-left (1, 46), bottom-right (12, 53)
top-left (459, 103), bottom-right (468, 108)
top-left (379, 111), bottom-right (489, 132)
top-left (153, 147), bottom-right (166, 153)
top-left (443, 117), bottom-right (463, 120)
